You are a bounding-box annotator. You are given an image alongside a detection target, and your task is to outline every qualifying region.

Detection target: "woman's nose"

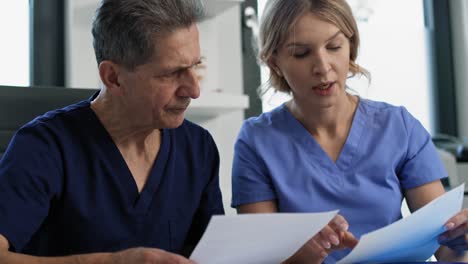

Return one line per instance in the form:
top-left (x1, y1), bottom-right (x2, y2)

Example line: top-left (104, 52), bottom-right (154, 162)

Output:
top-left (312, 53), bottom-right (331, 76)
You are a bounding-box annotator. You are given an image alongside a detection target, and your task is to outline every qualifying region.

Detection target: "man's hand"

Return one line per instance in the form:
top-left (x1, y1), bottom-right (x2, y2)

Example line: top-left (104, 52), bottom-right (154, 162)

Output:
top-left (2, 234), bottom-right (195, 264)
top-left (282, 214), bottom-right (358, 264)
top-left (110, 247), bottom-right (196, 264)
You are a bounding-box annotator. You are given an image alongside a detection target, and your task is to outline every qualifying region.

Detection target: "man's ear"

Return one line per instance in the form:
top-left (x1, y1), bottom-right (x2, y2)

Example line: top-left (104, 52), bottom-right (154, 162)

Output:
top-left (98, 61), bottom-right (124, 96)
top-left (268, 57), bottom-right (283, 77)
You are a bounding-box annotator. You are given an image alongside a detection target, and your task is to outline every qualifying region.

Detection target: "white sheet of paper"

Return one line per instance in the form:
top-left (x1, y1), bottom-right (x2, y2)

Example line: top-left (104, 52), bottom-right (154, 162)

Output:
top-left (190, 211), bottom-right (338, 264)
top-left (338, 183), bottom-right (465, 264)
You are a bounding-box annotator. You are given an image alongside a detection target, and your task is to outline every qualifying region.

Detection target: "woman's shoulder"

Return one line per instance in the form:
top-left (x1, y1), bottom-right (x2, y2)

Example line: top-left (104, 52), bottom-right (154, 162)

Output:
top-left (238, 104), bottom-right (288, 139)
top-left (359, 97), bottom-right (401, 112)
top-left (243, 104), bottom-right (287, 128)
top-left (359, 98), bottom-right (412, 118)
top-left (358, 97), bottom-right (419, 131)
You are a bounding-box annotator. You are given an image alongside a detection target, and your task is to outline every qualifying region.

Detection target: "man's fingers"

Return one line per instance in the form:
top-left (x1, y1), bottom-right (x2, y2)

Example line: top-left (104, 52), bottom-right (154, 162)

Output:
top-left (148, 249), bottom-right (193, 264)
top-left (171, 253), bottom-right (195, 264)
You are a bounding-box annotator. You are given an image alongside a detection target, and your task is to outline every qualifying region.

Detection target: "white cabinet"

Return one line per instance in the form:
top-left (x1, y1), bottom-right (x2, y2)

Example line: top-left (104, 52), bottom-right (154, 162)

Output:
top-left (65, 0), bottom-right (247, 214)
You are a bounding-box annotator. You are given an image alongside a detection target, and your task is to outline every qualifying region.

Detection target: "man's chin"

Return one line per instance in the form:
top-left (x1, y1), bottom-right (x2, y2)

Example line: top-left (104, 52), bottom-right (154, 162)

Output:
top-left (162, 116), bottom-right (186, 129)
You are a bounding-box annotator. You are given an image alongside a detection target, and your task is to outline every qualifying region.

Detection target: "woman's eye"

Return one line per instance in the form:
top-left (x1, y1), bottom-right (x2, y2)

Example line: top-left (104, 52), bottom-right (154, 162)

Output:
top-left (293, 51), bottom-right (309, 58)
top-left (328, 46), bottom-right (341, 51)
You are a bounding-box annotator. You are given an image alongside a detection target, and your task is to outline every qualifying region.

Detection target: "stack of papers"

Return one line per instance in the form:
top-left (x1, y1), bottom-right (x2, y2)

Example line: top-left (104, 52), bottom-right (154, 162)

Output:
top-left (190, 184), bottom-right (465, 264)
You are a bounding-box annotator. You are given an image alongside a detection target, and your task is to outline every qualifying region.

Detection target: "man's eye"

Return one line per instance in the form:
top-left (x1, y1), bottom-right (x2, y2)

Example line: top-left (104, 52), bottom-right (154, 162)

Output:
top-left (161, 70), bottom-right (180, 78)
top-left (194, 61), bottom-right (204, 69)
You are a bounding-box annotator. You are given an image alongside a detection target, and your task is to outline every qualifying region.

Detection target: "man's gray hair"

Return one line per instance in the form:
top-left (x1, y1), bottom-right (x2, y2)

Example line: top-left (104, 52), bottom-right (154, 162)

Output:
top-left (92, 0), bottom-right (205, 70)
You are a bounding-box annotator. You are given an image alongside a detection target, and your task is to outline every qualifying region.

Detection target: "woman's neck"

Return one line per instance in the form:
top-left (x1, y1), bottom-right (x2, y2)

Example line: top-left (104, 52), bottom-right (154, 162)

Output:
top-left (287, 93), bottom-right (358, 138)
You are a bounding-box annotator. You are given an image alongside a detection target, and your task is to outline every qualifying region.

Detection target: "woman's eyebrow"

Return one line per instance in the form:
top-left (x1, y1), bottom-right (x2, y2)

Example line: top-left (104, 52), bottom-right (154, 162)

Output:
top-left (285, 30), bottom-right (343, 48)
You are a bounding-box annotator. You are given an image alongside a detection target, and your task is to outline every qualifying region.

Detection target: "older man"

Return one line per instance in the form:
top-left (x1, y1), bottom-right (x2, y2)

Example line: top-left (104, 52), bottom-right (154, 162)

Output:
top-left (0, 0), bottom-right (223, 263)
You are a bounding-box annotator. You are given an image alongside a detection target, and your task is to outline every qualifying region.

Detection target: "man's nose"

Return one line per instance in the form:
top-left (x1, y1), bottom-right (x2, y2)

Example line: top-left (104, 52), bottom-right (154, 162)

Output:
top-left (178, 67), bottom-right (200, 99)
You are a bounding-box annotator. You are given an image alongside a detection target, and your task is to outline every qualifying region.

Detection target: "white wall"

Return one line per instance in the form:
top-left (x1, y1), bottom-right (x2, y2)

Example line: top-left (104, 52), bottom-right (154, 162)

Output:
top-left (0, 1), bottom-right (29, 86)
top-left (450, 0), bottom-right (468, 138)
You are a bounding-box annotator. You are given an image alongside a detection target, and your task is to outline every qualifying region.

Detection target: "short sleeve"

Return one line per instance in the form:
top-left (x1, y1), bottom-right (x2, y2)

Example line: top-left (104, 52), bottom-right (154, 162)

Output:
top-left (398, 107), bottom-right (447, 189)
top-left (0, 125), bottom-right (62, 251)
top-left (231, 122), bottom-right (276, 208)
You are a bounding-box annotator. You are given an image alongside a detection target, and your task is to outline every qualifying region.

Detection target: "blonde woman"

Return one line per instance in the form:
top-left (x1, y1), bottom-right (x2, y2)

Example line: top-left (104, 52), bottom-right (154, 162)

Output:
top-left (231, 0), bottom-right (468, 263)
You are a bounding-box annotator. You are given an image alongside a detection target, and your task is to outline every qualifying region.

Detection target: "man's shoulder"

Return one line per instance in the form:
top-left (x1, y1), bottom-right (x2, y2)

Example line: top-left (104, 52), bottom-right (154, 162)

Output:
top-left (8, 100), bottom-right (92, 155)
top-left (21, 100), bottom-right (90, 132)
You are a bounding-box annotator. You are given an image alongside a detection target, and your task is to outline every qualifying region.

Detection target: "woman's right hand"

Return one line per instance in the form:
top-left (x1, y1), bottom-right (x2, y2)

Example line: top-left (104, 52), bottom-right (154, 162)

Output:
top-left (282, 214), bottom-right (358, 264)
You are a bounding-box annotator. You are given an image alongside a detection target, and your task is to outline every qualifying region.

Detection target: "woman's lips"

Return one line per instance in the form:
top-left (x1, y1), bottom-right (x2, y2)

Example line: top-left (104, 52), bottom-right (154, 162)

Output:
top-left (312, 82), bottom-right (336, 96)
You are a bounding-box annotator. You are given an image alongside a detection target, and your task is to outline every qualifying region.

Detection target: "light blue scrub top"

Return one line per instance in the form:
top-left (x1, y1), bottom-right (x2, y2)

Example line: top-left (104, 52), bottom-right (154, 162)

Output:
top-left (231, 98), bottom-right (446, 263)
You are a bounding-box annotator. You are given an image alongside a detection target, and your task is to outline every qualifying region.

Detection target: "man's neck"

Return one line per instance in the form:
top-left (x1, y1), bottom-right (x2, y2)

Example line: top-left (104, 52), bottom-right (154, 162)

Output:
top-left (90, 91), bottom-right (160, 151)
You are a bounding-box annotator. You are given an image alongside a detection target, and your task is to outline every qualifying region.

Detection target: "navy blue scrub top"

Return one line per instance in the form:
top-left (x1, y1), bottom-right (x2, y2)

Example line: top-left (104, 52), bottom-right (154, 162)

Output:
top-left (0, 96), bottom-right (224, 256)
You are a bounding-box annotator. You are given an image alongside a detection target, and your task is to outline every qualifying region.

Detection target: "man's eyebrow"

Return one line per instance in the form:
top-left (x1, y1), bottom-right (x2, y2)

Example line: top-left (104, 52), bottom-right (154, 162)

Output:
top-left (285, 31), bottom-right (343, 48)
top-left (159, 59), bottom-right (203, 74)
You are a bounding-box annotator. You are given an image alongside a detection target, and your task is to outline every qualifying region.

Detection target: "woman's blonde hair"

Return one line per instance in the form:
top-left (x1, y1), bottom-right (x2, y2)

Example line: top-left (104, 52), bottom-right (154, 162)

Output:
top-left (259, 0), bottom-right (369, 93)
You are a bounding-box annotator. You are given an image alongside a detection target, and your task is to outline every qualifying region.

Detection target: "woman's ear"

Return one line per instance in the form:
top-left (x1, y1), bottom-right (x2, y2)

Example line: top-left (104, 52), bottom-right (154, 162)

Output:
top-left (268, 57), bottom-right (283, 77)
top-left (98, 61), bottom-right (124, 96)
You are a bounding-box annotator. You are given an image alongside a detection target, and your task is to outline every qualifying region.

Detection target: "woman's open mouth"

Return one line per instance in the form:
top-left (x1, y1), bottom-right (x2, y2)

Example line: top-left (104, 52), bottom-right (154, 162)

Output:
top-left (313, 82), bottom-right (336, 96)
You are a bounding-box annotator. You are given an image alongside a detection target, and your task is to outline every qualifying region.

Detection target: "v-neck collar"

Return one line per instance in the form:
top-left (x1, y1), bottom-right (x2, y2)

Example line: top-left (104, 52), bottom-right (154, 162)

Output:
top-left (279, 98), bottom-right (366, 172)
top-left (85, 99), bottom-right (170, 215)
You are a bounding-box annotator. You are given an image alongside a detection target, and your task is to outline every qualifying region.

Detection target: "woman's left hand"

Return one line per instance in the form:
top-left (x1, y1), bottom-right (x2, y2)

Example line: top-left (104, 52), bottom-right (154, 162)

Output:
top-left (438, 208), bottom-right (468, 251)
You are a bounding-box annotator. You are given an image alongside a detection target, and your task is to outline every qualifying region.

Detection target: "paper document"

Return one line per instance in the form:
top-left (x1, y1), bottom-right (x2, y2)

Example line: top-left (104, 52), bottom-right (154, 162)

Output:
top-left (190, 211), bottom-right (338, 264)
top-left (338, 183), bottom-right (465, 264)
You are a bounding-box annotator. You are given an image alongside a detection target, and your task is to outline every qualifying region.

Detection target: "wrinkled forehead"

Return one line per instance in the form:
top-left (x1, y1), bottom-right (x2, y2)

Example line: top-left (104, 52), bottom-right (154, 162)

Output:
top-left (146, 24), bottom-right (201, 67)
top-left (153, 24), bottom-right (199, 52)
